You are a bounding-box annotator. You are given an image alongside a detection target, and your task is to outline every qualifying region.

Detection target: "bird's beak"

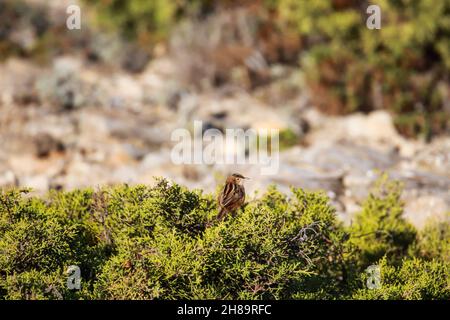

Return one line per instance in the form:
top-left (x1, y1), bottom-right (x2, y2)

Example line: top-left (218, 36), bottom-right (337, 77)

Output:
top-left (244, 176), bottom-right (250, 180)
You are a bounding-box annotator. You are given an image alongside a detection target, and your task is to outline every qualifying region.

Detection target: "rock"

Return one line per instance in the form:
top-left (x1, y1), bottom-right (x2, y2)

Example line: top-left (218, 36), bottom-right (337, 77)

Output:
top-left (403, 193), bottom-right (450, 229)
top-left (77, 111), bottom-right (111, 139)
top-left (184, 93), bottom-right (295, 133)
top-left (20, 175), bottom-right (49, 191)
top-left (305, 110), bottom-right (408, 154)
top-left (298, 142), bottom-right (397, 173)
top-left (19, 115), bottom-right (76, 163)
top-left (34, 132), bottom-right (65, 158)
top-left (55, 157), bottom-right (109, 191)
top-left (111, 165), bottom-right (140, 184)
top-left (141, 151), bottom-right (171, 169)
top-left (109, 75), bottom-right (143, 111)
top-left (8, 154), bottom-right (66, 181)
top-left (412, 137), bottom-right (450, 178)
top-left (122, 45), bottom-right (150, 73)
top-left (105, 115), bottom-right (169, 148)
top-left (343, 170), bottom-right (378, 201)
top-left (272, 164), bottom-right (344, 196)
top-left (344, 111), bottom-right (402, 143)
top-left (389, 169), bottom-right (450, 191)
top-left (0, 59), bottom-right (41, 107)
top-left (87, 33), bottom-right (123, 66)
top-left (35, 57), bottom-right (85, 110)
top-left (0, 170), bottom-right (18, 187)
top-left (339, 196), bottom-right (361, 225)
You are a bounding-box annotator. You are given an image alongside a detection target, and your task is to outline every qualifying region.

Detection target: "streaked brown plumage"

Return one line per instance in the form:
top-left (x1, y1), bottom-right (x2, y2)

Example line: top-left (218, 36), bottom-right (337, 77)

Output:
top-left (216, 173), bottom-right (248, 221)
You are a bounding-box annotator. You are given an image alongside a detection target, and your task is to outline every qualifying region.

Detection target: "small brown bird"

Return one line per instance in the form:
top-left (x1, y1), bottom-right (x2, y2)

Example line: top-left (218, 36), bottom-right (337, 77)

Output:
top-left (216, 173), bottom-right (248, 221)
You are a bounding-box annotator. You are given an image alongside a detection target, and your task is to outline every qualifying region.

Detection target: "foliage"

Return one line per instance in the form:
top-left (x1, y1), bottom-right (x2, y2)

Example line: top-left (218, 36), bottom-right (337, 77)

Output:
top-left (0, 177), bottom-right (449, 300)
top-left (81, 0), bottom-right (212, 43)
top-left (277, 0), bottom-right (450, 138)
top-left (353, 257), bottom-right (450, 300)
top-left (0, 0), bottom-right (50, 60)
top-left (81, 0), bottom-right (450, 137)
top-left (2, 1), bottom-right (448, 138)
top-left (410, 216), bottom-right (450, 263)
top-left (347, 175), bottom-right (417, 268)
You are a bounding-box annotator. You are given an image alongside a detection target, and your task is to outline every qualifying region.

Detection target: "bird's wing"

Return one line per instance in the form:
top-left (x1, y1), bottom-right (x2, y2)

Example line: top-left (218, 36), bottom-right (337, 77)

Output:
top-left (219, 183), bottom-right (238, 208)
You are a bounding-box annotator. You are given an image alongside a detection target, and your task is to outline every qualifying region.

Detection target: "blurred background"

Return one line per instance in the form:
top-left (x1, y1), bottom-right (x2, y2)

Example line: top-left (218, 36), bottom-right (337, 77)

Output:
top-left (0, 0), bottom-right (449, 228)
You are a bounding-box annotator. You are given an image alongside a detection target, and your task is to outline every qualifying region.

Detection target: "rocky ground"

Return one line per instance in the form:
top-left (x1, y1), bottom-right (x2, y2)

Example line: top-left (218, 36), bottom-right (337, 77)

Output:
top-left (1, 52), bottom-right (449, 230)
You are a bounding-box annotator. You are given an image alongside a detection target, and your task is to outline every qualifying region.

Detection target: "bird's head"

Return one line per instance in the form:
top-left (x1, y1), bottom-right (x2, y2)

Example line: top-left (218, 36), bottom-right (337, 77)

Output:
top-left (227, 173), bottom-right (249, 185)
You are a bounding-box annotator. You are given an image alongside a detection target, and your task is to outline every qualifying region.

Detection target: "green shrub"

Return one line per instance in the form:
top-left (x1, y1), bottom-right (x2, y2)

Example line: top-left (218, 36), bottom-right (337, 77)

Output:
top-left (0, 0), bottom-right (50, 60)
top-left (277, 0), bottom-right (450, 138)
top-left (92, 184), bottom-right (347, 299)
top-left (0, 188), bottom-right (107, 299)
top-left (0, 177), bottom-right (448, 300)
top-left (353, 257), bottom-right (450, 300)
top-left (82, 0), bottom-right (211, 43)
top-left (410, 216), bottom-right (450, 262)
top-left (347, 175), bottom-right (417, 269)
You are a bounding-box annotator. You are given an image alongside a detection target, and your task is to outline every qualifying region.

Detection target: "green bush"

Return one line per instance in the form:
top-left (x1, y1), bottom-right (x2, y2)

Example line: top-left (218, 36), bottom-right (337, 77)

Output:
top-left (277, 0), bottom-right (450, 138)
top-left (82, 0), bottom-right (211, 43)
top-left (342, 175), bottom-right (449, 298)
top-left (0, 177), bottom-right (448, 300)
top-left (410, 216), bottom-right (450, 262)
top-left (0, 0), bottom-right (51, 60)
top-left (347, 175), bottom-right (417, 268)
top-left (75, 182), bottom-right (348, 299)
top-left (81, 0), bottom-right (449, 137)
top-left (353, 257), bottom-right (450, 300)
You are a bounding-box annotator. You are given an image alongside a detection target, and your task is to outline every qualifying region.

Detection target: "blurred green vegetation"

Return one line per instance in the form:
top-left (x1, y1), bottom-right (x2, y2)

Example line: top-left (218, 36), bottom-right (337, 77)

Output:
top-left (81, 0), bottom-right (450, 138)
top-left (278, 0), bottom-right (450, 138)
top-left (0, 176), bottom-right (449, 299)
top-left (0, 0), bottom-right (49, 60)
top-left (353, 257), bottom-right (450, 299)
top-left (347, 175), bottom-right (417, 268)
top-left (1, 0), bottom-right (449, 138)
top-left (81, 0), bottom-right (214, 43)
